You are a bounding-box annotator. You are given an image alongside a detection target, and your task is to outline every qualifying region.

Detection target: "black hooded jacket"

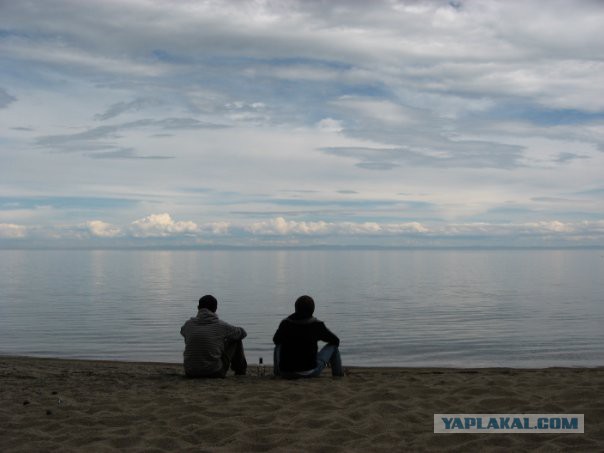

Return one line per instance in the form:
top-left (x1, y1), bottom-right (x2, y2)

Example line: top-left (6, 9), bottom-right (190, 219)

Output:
top-left (273, 312), bottom-right (340, 372)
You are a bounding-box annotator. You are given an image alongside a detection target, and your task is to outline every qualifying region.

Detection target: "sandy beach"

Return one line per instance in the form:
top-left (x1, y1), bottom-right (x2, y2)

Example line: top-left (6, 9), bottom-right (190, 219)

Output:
top-left (1, 356), bottom-right (602, 452)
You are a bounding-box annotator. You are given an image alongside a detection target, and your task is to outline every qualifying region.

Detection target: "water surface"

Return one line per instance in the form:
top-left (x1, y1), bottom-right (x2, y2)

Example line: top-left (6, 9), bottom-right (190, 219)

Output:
top-left (1, 249), bottom-right (603, 367)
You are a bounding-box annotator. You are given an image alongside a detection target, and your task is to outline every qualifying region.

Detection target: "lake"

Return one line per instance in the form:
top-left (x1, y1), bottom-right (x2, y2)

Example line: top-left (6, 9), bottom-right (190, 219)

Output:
top-left (1, 249), bottom-right (603, 367)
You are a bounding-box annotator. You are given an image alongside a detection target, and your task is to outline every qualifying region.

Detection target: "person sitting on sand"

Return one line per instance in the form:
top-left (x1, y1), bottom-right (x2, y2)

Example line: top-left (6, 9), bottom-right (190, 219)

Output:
top-left (273, 295), bottom-right (343, 378)
top-left (180, 295), bottom-right (247, 378)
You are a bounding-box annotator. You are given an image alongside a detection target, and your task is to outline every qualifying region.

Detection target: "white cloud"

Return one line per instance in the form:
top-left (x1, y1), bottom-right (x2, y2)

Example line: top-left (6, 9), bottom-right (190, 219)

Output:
top-left (0, 40), bottom-right (169, 77)
top-left (129, 213), bottom-right (198, 238)
top-left (316, 118), bottom-right (343, 133)
top-left (0, 223), bottom-right (27, 239)
top-left (202, 221), bottom-right (231, 235)
top-left (435, 220), bottom-right (604, 238)
top-left (336, 221), bottom-right (381, 235)
top-left (86, 220), bottom-right (122, 238)
top-left (333, 221), bottom-right (430, 235)
top-left (224, 101), bottom-right (269, 124)
top-left (245, 217), bottom-right (429, 236)
top-left (3, 216), bottom-right (604, 246)
top-left (523, 220), bottom-right (574, 234)
top-left (1, 1), bottom-right (603, 248)
top-left (381, 222), bottom-right (430, 234)
top-left (332, 96), bottom-right (415, 125)
top-left (267, 64), bottom-right (341, 82)
top-left (246, 217), bottom-right (330, 235)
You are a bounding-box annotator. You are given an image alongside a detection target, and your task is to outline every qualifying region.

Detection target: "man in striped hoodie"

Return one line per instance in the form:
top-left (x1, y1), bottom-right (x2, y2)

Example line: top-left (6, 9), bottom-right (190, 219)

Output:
top-left (180, 295), bottom-right (247, 378)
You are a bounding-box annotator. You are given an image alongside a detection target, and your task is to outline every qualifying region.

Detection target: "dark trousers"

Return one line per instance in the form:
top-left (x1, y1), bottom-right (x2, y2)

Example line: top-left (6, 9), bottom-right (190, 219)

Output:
top-left (185, 340), bottom-right (247, 378)
top-left (219, 339), bottom-right (247, 377)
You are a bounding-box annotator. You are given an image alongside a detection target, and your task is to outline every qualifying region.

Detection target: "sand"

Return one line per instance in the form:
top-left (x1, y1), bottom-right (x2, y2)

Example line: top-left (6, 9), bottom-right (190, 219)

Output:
top-left (1, 356), bottom-right (603, 452)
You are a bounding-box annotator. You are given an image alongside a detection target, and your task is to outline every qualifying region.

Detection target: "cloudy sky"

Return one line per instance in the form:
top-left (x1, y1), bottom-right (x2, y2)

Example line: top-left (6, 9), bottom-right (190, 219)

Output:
top-left (1, 0), bottom-right (603, 248)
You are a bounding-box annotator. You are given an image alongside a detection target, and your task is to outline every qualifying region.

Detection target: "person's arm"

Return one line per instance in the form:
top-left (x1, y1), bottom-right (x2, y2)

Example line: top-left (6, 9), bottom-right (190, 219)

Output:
top-left (180, 321), bottom-right (188, 339)
top-left (273, 321), bottom-right (285, 345)
top-left (221, 320), bottom-right (247, 341)
top-left (318, 322), bottom-right (340, 346)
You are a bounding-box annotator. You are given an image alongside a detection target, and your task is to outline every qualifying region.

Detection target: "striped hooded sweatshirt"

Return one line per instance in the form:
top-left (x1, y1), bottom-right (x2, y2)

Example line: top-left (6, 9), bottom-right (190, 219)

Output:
top-left (180, 308), bottom-right (247, 376)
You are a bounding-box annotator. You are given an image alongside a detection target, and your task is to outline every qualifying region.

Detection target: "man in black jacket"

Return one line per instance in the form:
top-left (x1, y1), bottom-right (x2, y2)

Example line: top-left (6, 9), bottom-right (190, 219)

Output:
top-left (273, 295), bottom-right (343, 378)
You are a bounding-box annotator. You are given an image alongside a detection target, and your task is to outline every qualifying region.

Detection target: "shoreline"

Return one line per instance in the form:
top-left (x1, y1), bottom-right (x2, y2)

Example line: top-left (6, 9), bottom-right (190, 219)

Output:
top-left (3, 353), bottom-right (602, 370)
top-left (3, 353), bottom-right (604, 369)
top-left (2, 356), bottom-right (603, 451)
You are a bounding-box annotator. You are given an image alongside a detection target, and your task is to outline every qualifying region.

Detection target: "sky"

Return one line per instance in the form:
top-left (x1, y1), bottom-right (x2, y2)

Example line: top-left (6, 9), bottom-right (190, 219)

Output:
top-left (1, 0), bottom-right (603, 248)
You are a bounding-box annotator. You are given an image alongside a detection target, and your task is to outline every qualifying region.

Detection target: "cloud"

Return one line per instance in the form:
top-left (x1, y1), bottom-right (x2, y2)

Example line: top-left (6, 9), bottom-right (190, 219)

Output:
top-left (337, 221), bottom-right (429, 235)
top-left (201, 221), bottom-right (231, 235)
top-left (521, 220), bottom-right (574, 234)
top-left (253, 63), bottom-right (343, 82)
top-left (386, 222), bottom-right (430, 234)
top-left (3, 215), bottom-right (604, 246)
top-left (4, 1), bottom-right (604, 113)
top-left (322, 140), bottom-right (525, 170)
top-left (88, 148), bottom-right (174, 160)
top-left (37, 118), bottom-right (224, 146)
top-left (356, 162), bottom-right (399, 171)
top-left (223, 101), bottom-right (269, 124)
top-left (0, 38), bottom-right (169, 77)
top-left (246, 217), bottom-right (330, 235)
top-left (35, 124), bottom-right (135, 151)
top-left (245, 217), bottom-right (428, 236)
top-left (0, 223), bottom-right (27, 238)
top-left (1, 1), bottom-right (604, 248)
top-left (0, 196), bottom-right (138, 211)
top-left (555, 152), bottom-right (589, 164)
top-left (129, 213), bottom-right (198, 238)
top-left (86, 220), bottom-right (121, 238)
top-left (434, 220), bottom-right (604, 238)
top-left (331, 96), bottom-right (416, 125)
top-left (154, 118), bottom-right (227, 130)
top-left (95, 98), bottom-right (162, 121)
top-left (35, 118), bottom-right (226, 155)
top-left (316, 118), bottom-right (343, 133)
top-left (0, 88), bottom-right (16, 108)
top-left (243, 218), bottom-right (604, 240)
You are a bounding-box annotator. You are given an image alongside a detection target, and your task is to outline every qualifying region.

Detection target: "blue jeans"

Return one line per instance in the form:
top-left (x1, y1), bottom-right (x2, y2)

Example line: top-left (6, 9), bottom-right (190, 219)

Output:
top-left (273, 344), bottom-right (343, 378)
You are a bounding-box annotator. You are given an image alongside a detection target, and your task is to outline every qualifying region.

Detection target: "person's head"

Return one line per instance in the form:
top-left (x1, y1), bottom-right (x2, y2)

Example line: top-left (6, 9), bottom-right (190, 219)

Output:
top-left (294, 295), bottom-right (315, 318)
top-left (198, 294), bottom-right (218, 313)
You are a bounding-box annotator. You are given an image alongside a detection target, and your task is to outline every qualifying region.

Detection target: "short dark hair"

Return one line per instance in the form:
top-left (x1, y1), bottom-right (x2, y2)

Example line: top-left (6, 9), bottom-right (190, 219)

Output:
top-left (295, 295), bottom-right (315, 318)
top-left (198, 294), bottom-right (218, 312)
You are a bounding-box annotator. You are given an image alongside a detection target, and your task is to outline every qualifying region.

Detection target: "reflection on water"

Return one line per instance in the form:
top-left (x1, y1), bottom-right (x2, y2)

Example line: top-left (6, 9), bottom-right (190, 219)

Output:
top-left (1, 249), bottom-right (603, 367)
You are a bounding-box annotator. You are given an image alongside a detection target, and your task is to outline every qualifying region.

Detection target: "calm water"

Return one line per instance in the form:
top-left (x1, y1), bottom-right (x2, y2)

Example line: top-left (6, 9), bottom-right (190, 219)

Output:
top-left (1, 249), bottom-right (603, 367)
